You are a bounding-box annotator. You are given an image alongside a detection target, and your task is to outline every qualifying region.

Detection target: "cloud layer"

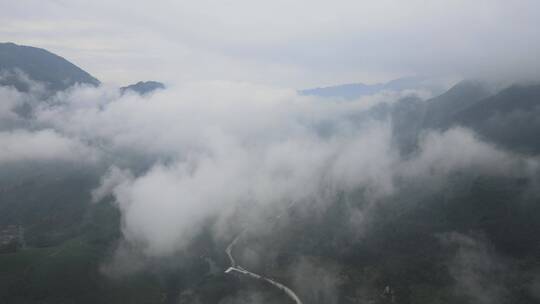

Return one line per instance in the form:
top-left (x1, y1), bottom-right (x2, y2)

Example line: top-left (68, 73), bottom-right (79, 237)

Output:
top-left (0, 129), bottom-right (96, 164)
top-left (1, 79), bottom-right (536, 259)
top-left (2, 1), bottom-right (540, 86)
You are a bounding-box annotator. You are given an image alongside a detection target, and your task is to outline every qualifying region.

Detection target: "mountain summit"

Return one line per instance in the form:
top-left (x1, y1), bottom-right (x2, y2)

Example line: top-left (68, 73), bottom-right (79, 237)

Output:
top-left (120, 81), bottom-right (165, 95)
top-left (0, 42), bottom-right (100, 92)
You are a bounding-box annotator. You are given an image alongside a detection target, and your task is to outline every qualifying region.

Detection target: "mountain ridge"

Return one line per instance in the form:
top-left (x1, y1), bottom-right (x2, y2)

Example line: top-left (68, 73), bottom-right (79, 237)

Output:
top-left (0, 42), bottom-right (100, 92)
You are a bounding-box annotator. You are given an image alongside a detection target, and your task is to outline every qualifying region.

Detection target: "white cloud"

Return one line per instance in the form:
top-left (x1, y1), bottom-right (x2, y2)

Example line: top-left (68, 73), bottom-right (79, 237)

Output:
top-left (401, 127), bottom-right (520, 178)
top-left (1, 81), bottom-right (535, 258)
top-left (91, 165), bottom-right (133, 203)
top-left (0, 129), bottom-right (97, 163)
top-left (1, 1), bottom-right (539, 86)
top-left (0, 85), bottom-right (24, 120)
top-left (439, 232), bottom-right (508, 304)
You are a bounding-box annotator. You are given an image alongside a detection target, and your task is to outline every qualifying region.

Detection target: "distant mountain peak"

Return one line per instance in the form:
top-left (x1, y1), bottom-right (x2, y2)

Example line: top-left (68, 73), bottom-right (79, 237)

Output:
top-left (299, 82), bottom-right (384, 99)
top-left (299, 76), bottom-right (442, 99)
top-left (120, 81), bottom-right (165, 95)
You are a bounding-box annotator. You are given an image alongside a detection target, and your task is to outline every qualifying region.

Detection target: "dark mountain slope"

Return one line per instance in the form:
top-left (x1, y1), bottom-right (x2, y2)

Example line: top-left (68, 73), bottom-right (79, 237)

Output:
top-left (0, 42), bottom-right (100, 92)
top-left (422, 81), bottom-right (492, 129)
top-left (451, 84), bottom-right (540, 153)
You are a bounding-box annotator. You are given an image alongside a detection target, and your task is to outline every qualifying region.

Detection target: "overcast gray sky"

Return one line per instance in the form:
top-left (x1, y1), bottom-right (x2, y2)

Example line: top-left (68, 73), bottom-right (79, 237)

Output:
top-left (1, 0), bottom-right (539, 87)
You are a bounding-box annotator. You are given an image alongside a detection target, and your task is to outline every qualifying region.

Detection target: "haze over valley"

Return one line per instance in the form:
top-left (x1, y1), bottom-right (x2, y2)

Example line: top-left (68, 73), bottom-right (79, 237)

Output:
top-left (1, 2), bottom-right (540, 303)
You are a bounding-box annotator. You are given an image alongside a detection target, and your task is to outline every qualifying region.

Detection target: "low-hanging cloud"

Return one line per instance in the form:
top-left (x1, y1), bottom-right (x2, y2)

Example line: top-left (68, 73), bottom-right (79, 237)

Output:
top-left (1, 80), bottom-right (537, 260)
top-left (439, 232), bottom-right (509, 304)
top-left (0, 128), bottom-right (97, 164)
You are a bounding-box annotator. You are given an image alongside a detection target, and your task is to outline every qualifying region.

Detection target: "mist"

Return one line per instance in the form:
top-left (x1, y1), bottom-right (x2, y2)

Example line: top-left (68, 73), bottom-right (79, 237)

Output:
top-left (2, 1), bottom-right (540, 303)
top-left (0, 76), bottom-right (535, 260)
top-left (2, 1), bottom-right (540, 87)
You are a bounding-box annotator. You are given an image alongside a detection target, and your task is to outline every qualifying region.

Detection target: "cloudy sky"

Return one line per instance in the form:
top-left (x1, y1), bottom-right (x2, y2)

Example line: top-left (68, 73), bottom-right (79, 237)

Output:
top-left (1, 0), bottom-right (539, 87)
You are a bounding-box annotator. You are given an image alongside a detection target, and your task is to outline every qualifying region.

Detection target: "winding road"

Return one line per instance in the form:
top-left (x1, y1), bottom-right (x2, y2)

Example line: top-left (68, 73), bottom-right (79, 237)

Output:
top-left (224, 229), bottom-right (303, 304)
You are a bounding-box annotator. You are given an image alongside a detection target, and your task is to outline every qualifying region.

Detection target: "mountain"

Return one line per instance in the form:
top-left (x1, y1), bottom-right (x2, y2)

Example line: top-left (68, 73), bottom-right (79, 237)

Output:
top-left (300, 82), bottom-right (385, 99)
top-left (2, 43), bottom-right (540, 303)
top-left (422, 80), bottom-right (492, 129)
top-left (302, 77), bottom-right (540, 155)
top-left (120, 81), bottom-right (165, 95)
top-left (386, 80), bottom-right (540, 156)
top-left (390, 96), bottom-right (426, 154)
top-left (451, 84), bottom-right (540, 154)
top-left (299, 76), bottom-right (442, 99)
top-left (409, 80), bottom-right (540, 154)
top-left (0, 42), bottom-right (100, 92)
